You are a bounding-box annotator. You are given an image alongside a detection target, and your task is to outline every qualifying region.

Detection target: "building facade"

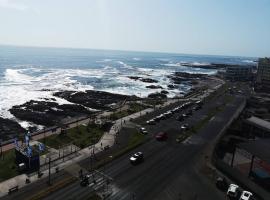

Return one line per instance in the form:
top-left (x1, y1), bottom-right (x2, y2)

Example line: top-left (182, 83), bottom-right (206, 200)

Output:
top-left (225, 65), bottom-right (253, 81)
top-left (256, 58), bottom-right (270, 91)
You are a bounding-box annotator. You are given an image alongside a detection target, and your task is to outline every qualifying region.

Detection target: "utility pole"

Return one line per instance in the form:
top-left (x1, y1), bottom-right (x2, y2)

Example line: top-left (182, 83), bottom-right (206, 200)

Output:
top-left (47, 157), bottom-right (51, 186)
top-left (139, 92), bottom-right (142, 117)
top-left (0, 139), bottom-right (2, 160)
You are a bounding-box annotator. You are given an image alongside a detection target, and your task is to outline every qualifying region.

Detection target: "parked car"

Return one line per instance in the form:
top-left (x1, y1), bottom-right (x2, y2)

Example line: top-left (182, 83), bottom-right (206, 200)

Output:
top-left (180, 124), bottom-right (189, 131)
top-left (186, 110), bottom-right (193, 116)
top-left (193, 105), bottom-right (202, 111)
top-left (130, 152), bottom-right (144, 165)
top-left (227, 184), bottom-right (239, 198)
top-left (216, 177), bottom-right (228, 191)
top-left (140, 127), bottom-right (148, 135)
top-left (239, 191), bottom-right (253, 200)
top-left (176, 115), bottom-right (184, 121)
top-left (146, 119), bottom-right (155, 125)
top-left (155, 132), bottom-right (168, 141)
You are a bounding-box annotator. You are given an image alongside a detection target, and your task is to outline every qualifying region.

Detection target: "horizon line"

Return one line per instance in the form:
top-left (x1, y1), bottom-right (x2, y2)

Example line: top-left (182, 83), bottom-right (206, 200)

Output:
top-left (0, 43), bottom-right (259, 59)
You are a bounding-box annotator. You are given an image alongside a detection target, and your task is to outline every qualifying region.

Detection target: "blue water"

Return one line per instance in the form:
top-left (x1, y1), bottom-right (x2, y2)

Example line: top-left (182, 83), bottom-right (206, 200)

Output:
top-left (0, 45), bottom-right (257, 121)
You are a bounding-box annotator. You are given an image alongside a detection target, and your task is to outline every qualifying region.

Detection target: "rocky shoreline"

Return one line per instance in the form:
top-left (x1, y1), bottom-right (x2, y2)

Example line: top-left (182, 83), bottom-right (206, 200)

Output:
top-left (0, 71), bottom-right (209, 141)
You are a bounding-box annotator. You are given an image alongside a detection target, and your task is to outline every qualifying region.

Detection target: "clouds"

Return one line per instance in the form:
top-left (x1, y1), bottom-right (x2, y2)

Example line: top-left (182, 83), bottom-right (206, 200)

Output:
top-left (0, 0), bottom-right (28, 11)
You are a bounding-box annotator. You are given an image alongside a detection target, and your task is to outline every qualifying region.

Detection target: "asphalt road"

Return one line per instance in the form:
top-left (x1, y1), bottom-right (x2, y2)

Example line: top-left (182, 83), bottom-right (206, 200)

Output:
top-left (42, 89), bottom-right (246, 200)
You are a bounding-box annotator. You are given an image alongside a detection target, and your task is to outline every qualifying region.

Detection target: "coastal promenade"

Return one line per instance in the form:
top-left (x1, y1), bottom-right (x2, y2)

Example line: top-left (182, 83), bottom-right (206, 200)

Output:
top-left (0, 77), bottom-right (225, 197)
top-left (0, 97), bottom-right (186, 197)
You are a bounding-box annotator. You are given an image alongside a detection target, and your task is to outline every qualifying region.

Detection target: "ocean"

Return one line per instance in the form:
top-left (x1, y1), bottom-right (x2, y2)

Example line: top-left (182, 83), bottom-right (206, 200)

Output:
top-left (0, 45), bottom-right (256, 120)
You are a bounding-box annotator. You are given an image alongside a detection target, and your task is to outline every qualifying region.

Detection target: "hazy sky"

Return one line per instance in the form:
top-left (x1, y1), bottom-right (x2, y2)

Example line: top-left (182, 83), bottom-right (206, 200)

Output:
top-left (0, 0), bottom-right (269, 57)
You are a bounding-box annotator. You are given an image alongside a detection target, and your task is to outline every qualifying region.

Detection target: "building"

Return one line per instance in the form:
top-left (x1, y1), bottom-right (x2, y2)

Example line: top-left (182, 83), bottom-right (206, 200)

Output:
top-left (256, 58), bottom-right (270, 91)
top-left (225, 65), bottom-right (253, 81)
top-left (231, 139), bottom-right (270, 191)
top-left (15, 145), bottom-right (40, 173)
top-left (243, 116), bottom-right (270, 138)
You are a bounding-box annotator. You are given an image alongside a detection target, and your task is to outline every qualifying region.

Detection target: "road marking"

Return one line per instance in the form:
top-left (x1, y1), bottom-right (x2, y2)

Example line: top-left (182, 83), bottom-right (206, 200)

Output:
top-left (209, 116), bottom-right (215, 122)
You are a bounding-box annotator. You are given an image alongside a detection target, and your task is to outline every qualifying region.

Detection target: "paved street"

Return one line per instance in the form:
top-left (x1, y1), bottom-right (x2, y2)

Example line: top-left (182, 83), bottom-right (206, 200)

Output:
top-left (40, 90), bottom-right (245, 200)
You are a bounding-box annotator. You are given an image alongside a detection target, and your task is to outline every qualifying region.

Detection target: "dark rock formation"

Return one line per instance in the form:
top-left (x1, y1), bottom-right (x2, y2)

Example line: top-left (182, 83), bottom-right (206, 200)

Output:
top-left (167, 84), bottom-right (178, 89)
top-left (168, 72), bottom-right (206, 84)
top-left (161, 90), bottom-right (169, 95)
top-left (9, 100), bottom-right (92, 127)
top-left (128, 76), bottom-right (158, 83)
top-left (0, 118), bottom-right (26, 141)
top-left (54, 90), bottom-right (134, 110)
top-left (146, 85), bottom-right (163, 89)
top-left (148, 92), bottom-right (167, 99)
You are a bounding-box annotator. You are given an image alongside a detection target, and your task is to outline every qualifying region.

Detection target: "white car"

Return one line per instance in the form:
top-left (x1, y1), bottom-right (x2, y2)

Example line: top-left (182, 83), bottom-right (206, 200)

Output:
top-left (130, 152), bottom-right (144, 164)
top-left (146, 119), bottom-right (155, 125)
top-left (140, 127), bottom-right (148, 135)
top-left (227, 184), bottom-right (239, 197)
top-left (239, 191), bottom-right (253, 200)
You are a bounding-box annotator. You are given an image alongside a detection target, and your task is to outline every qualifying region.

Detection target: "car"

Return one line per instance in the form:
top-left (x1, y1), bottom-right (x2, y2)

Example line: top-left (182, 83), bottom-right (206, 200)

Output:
top-left (176, 115), bottom-right (184, 121)
top-left (193, 105), bottom-right (202, 111)
top-left (180, 124), bottom-right (189, 131)
top-left (155, 132), bottom-right (168, 141)
top-left (130, 152), bottom-right (144, 164)
top-left (215, 177), bottom-right (228, 191)
top-left (186, 110), bottom-right (193, 116)
top-left (239, 191), bottom-right (253, 200)
top-left (153, 116), bottom-right (161, 122)
top-left (146, 119), bottom-right (155, 125)
top-left (140, 127), bottom-right (148, 135)
top-left (158, 114), bottom-right (166, 120)
top-left (80, 175), bottom-right (90, 187)
top-left (227, 184), bottom-right (239, 198)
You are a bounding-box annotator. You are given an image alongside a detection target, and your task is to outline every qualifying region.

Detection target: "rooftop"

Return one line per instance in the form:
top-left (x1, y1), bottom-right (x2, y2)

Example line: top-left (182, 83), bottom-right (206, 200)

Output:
top-left (245, 116), bottom-right (270, 132)
top-left (238, 139), bottom-right (270, 163)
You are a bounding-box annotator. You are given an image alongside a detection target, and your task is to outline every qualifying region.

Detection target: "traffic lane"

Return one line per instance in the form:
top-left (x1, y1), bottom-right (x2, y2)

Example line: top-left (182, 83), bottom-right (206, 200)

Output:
top-left (0, 171), bottom-right (72, 200)
top-left (43, 139), bottom-right (169, 200)
top-left (109, 144), bottom-right (201, 200)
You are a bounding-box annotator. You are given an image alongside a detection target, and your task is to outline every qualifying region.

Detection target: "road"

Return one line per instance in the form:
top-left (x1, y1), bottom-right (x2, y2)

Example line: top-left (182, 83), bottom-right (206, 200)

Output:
top-left (42, 90), bottom-right (245, 200)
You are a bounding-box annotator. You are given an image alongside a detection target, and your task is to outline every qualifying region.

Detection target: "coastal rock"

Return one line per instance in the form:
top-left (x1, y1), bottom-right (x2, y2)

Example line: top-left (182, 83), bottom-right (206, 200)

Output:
top-left (167, 72), bottom-right (206, 85)
top-left (0, 118), bottom-right (26, 141)
top-left (167, 84), bottom-right (179, 90)
top-left (146, 85), bottom-right (163, 89)
top-left (161, 90), bottom-right (169, 95)
top-left (128, 76), bottom-right (158, 83)
top-left (148, 92), bottom-right (167, 99)
top-left (54, 90), bottom-right (133, 110)
top-left (9, 100), bottom-right (92, 127)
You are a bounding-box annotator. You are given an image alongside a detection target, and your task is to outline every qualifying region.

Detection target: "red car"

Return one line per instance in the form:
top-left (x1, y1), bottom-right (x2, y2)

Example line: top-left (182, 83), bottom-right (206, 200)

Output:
top-left (155, 132), bottom-right (168, 141)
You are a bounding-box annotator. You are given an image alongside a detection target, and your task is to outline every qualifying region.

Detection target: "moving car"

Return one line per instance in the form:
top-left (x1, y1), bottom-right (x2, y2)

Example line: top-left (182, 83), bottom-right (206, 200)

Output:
top-left (140, 127), bottom-right (148, 135)
top-left (155, 132), bottom-right (168, 141)
top-left (130, 152), bottom-right (144, 165)
top-left (215, 177), bottom-right (228, 191)
top-left (80, 175), bottom-right (90, 187)
top-left (239, 191), bottom-right (253, 200)
top-left (227, 184), bottom-right (239, 198)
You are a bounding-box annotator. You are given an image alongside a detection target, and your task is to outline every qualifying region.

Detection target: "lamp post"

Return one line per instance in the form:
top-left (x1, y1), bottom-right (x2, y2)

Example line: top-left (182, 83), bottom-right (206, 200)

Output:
top-left (138, 92), bottom-right (142, 117)
top-left (0, 139), bottom-right (2, 160)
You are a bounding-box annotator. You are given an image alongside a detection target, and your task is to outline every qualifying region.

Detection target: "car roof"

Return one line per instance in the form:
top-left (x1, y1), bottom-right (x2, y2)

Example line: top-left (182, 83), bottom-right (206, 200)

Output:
top-left (242, 191), bottom-right (252, 195)
top-left (228, 184), bottom-right (239, 191)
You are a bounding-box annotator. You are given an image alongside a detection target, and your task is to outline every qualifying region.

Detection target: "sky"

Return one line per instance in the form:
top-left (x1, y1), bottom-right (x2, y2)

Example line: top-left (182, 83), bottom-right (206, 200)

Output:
top-left (0, 0), bottom-right (269, 57)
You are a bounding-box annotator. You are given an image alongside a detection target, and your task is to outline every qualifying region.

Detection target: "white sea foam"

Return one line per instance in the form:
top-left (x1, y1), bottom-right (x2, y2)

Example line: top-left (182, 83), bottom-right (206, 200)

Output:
top-left (117, 61), bottom-right (134, 70)
top-left (0, 62), bottom-right (215, 127)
